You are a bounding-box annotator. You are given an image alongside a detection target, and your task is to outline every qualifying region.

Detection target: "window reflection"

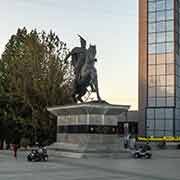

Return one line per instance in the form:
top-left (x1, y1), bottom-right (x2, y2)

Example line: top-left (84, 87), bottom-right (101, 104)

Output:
top-left (149, 33), bottom-right (156, 44)
top-left (157, 0), bottom-right (165, 11)
top-left (166, 64), bottom-right (174, 75)
top-left (155, 130), bottom-right (164, 137)
top-left (166, 32), bottom-right (173, 42)
top-left (166, 75), bottom-right (174, 85)
top-left (149, 23), bottom-right (156, 33)
top-left (149, 44), bottom-right (156, 54)
top-left (166, 86), bottom-right (174, 96)
top-left (167, 97), bottom-right (174, 106)
top-left (165, 108), bottom-right (173, 119)
top-left (156, 97), bottom-right (166, 106)
top-left (148, 54), bottom-right (156, 64)
top-left (165, 120), bottom-right (173, 130)
top-left (147, 108), bottom-right (155, 119)
top-left (155, 120), bottom-right (164, 130)
top-left (157, 22), bottom-right (165, 32)
top-left (157, 54), bottom-right (165, 64)
top-left (166, 10), bottom-right (174, 20)
top-left (147, 130), bottom-right (154, 137)
top-left (148, 98), bottom-right (156, 107)
top-left (148, 65), bottom-right (156, 75)
top-left (166, 20), bottom-right (173, 31)
top-left (166, 53), bottom-right (174, 63)
top-left (156, 64), bottom-right (166, 75)
top-left (148, 12), bottom-right (156, 22)
top-left (157, 75), bottom-right (166, 86)
top-left (157, 43), bottom-right (165, 53)
top-left (148, 87), bottom-right (156, 97)
top-left (148, 2), bottom-right (156, 12)
top-left (147, 120), bottom-right (154, 129)
top-left (148, 76), bottom-right (156, 87)
top-left (157, 33), bottom-right (166, 43)
top-left (157, 11), bottom-right (166, 21)
top-left (157, 87), bottom-right (166, 97)
top-left (166, 0), bottom-right (173, 10)
top-left (166, 42), bottom-right (173, 53)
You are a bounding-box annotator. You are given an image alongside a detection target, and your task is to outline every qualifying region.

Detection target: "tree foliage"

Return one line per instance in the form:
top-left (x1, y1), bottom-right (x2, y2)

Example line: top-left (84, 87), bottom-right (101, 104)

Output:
top-left (0, 27), bottom-right (73, 147)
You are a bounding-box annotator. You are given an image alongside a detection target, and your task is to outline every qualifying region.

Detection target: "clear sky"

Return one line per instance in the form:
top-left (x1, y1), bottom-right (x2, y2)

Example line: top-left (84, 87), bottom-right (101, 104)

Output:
top-left (0, 0), bottom-right (138, 110)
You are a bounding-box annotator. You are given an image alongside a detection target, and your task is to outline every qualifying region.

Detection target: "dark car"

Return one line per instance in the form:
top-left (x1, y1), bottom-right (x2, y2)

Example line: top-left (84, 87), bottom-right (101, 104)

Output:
top-left (27, 147), bottom-right (48, 162)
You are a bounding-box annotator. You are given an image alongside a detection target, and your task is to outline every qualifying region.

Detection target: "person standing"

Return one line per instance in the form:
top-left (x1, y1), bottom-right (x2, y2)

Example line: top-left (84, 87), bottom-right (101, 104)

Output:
top-left (12, 144), bottom-right (18, 159)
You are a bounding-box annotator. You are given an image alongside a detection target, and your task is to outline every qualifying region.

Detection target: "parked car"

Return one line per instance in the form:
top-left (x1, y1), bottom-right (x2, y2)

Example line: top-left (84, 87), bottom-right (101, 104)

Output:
top-left (131, 144), bottom-right (152, 159)
top-left (27, 147), bottom-right (48, 162)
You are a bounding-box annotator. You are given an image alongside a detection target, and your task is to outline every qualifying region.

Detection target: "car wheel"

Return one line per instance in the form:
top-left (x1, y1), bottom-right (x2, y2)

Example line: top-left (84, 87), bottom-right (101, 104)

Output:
top-left (27, 156), bottom-right (32, 162)
top-left (135, 153), bottom-right (139, 158)
top-left (145, 154), bottom-right (151, 159)
top-left (43, 156), bottom-right (48, 161)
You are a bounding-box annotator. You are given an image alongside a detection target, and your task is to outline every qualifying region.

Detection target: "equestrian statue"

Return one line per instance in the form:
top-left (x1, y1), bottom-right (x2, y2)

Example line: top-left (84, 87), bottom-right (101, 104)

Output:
top-left (64, 35), bottom-right (101, 103)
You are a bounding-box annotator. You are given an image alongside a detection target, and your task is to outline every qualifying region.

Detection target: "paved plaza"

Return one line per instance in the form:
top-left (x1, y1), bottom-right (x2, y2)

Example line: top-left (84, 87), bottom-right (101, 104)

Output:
top-left (0, 150), bottom-right (180, 180)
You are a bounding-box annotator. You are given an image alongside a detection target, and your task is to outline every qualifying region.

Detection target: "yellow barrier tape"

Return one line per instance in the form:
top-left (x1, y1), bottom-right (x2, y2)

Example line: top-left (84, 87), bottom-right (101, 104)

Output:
top-left (137, 136), bottom-right (180, 141)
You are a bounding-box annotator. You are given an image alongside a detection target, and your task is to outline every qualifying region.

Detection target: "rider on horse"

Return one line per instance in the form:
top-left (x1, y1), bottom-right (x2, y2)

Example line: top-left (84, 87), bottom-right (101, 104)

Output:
top-left (64, 35), bottom-right (101, 102)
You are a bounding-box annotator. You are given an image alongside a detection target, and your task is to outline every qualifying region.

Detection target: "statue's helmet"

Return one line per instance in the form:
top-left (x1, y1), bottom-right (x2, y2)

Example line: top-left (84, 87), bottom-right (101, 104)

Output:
top-left (78, 34), bottom-right (86, 47)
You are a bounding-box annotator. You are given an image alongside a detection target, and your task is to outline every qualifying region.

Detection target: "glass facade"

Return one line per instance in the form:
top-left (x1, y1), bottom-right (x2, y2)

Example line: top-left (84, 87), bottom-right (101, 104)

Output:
top-left (146, 0), bottom-right (176, 136)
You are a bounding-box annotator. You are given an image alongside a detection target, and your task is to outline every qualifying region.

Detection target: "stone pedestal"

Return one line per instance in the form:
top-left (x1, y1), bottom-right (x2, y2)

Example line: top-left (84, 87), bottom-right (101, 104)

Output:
top-left (47, 102), bottom-right (130, 158)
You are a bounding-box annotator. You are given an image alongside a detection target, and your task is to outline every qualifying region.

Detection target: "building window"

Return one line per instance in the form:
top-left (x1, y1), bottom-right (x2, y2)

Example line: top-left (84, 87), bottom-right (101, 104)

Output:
top-left (157, 54), bottom-right (166, 64)
top-left (157, 21), bottom-right (166, 32)
top-left (166, 42), bottom-right (173, 52)
top-left (149, 33), bottom-right (156, 44)
top-left (148, 98), bottom-right (156, 106)
top-left (166, 10), bottom-right (174, 20)
top-left (148, 87), bottom-right (156, 97)
top-left (165, 108), bottom-right (173, 119)
top-left (147, 108), bottom-right (155, 119)
top-left (148, 12), bottom-right (156, 22)
top-left (156, 97), bottom-right (166, 106)
top-left (157, 75), bottom-right (166, 86)
top-left (156, 64), bottom-right (166, 75)
top-left (155, 108), bottom-right (165, 119)
top-left (155, 120), bottom-right (165, 130)
top-left (166, 0), bottom-right (173, 10)
top-left (157, 32), bottom-right (166, 43)
top-left (147, 120), bottom-right (154, 129)
top-left (157, 43), bottom-right (166, 53)
top-left (167, 97), bottom-right (174, 106)
top-left (165, 120), bottom-right (173, 130)
top-left (149, 76), bottom-right (156, 87)
top-left (166, 86), bottom-right (174, 96)
top-left (148, 65), bottom-right (156, 75)
top-left (149, 23), bottom-right (156, 33)
top-left (148, 1), bottom-right (156, 12)
top-left (157, 87), bottom-right (166, 97)
top-left (148, 54), bottom-right (156, 64)
top-left (166, 20), bottom-right (174, 31)
top-left (166, 75), bottom-right (174, 86)
top-left (157, 11), bottom-right (166, 21)
top-left (166, 64), bottom-right (174, 75)
top-left (166, 32), bottom-right (173, 42)
top-left (157, 0), bottom-right (165, 11)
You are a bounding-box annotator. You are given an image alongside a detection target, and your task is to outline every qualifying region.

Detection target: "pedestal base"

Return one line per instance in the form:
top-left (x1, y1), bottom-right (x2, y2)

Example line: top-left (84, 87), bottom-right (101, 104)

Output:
top-left (47, 102), bottom-right (130, 158)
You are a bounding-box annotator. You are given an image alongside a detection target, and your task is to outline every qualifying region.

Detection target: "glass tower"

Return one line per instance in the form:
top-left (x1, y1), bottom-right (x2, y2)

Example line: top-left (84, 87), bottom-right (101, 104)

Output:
top-left (139, 0), bottom-right (180, 136)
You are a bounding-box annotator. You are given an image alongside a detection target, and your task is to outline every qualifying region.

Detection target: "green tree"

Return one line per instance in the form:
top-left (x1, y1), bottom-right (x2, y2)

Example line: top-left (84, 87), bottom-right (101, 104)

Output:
top-left (0, 27), bottom-right (73, 146)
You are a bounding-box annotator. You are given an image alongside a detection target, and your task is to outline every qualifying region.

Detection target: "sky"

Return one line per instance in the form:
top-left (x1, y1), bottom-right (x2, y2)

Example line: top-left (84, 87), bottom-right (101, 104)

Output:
top-left (0, 0), bottom-right (138, 110)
